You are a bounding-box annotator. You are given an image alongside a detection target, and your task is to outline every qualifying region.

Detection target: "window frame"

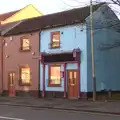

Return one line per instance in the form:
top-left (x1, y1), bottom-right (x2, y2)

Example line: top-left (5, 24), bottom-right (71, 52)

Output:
top-left (20, 36), bottom-right (31, 51)
top-left (50, 32), bottom-right (60, 49)
top-left (19, 65), bottom-right (31, 86)
top-left (48, 65), bottom-right (61, 87)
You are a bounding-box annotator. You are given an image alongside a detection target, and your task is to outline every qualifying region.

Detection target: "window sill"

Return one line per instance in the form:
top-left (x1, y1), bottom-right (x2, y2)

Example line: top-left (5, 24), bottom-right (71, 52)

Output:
top-left (19, 46), bottom-right (31, 52)
top-left (19, 83), bottom-right (31, 86)
top-left (19, 80), bottom-right (32, 86)
top-left (20, 49), bottom-right (31, 52)
top-left (49, 43), bottom-right (60, 49)
top-left (48, 84), bottom-right (61, 87)
top-left (50, 47), bottom-right (60, 49)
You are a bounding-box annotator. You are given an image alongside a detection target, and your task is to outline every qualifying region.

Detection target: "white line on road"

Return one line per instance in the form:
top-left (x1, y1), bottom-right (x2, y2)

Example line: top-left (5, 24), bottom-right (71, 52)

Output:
top-left (0, 116), bottom-right (25, 120)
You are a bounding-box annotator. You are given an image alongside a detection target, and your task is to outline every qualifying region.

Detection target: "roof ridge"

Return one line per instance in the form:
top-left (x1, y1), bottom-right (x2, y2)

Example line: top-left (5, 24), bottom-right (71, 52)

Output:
top-left (42, 3), bottom-right (104, 16)
top-left (4, 2), bottom-right (106, 36)
top-left (22, 3), bottom-right (103, 23)
top-left (0, 9), bottom-right (20, 16)
top-left (0, 4), bottom-right (37, 15)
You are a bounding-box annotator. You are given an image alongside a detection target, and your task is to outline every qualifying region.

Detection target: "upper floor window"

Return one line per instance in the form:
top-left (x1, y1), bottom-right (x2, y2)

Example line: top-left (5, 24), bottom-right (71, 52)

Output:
top-left (21, 37), bottom-right (31, 51)
top-left (19, 66), bottom-right (31, 86)
top-left (48, 65), bottom-right (61, 86)
top-left (51, 32), bottom-right (60, 48)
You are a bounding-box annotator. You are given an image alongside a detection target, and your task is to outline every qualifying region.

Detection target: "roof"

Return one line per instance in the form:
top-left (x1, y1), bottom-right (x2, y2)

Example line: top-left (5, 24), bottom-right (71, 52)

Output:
top-left (0, 10), bottom-right (19, 22)
top-left (4, 3), bottom-right (103, 36)
top-left (0, 21), bottom-right (23, 35)
top-left (0, 4), bottom-right (43, 24)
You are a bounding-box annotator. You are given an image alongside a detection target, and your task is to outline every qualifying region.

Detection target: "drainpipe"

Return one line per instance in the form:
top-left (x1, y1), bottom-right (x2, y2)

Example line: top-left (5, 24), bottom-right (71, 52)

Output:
top-left (1, 36), bottom-right (4, 95)
top-left (64, 63), bottom-right (67, 98)
top-left (38, 31), bottom-right (41, 97)
top-left (39, 31), bottom-right (45, 98)
top-left (75, 49), bottom-right (81, 99)
top-left (77, 61), bottom-right (80, 98)
top-left (42, 63), bottom-right (45, 98)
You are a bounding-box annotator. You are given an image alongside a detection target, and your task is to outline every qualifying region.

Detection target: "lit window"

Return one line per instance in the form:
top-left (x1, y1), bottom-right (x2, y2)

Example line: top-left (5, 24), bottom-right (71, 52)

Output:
top-left (21, 37), bottom-right (30, 51)
top-left (51, 32), bottom-right (60, 48)
top-left (49, 65), bottom-right (61, 86)
top-left (20, 67), bottom-right (31, 85)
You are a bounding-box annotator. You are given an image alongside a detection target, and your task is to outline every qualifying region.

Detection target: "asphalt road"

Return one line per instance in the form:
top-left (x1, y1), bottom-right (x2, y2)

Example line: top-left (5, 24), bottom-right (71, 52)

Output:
top-left (0, 105), bottom-right (120, 120)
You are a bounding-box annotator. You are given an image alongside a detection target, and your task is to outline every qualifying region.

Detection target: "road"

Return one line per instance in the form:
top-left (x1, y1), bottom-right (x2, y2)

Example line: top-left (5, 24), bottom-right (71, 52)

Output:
top-left (0, 105), bottom-right (119, 120)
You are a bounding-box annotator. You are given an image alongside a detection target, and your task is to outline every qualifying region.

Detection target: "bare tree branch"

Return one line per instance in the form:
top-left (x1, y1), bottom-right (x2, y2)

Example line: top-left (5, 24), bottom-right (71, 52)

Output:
top-left (111, 0), bottom-right (120, 6)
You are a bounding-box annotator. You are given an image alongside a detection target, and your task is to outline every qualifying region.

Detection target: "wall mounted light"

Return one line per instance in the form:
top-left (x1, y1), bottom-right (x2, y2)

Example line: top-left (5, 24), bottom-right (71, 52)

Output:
top-left (10, 36), bottom-right (13, 41)
top-left (5, 43), bottom-right (8, 46)
top-left (32, 52), bottom-right (35, 55)
top-left (5, 55), bottom-right (9, 58)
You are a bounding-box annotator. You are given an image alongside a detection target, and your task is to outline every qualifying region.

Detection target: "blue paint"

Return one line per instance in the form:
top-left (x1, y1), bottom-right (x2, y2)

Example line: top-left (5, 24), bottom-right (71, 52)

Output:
top-left (40, 24), bottom-right (87, 92)
top-left (40, 5), bottom-right (120, 94)
top-left (86, 5), bottom-right (120, 92)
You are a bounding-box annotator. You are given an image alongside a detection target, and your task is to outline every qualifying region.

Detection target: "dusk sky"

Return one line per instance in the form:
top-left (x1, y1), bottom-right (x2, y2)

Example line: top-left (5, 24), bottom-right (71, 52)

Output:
top-left (0, 0), bottom-right (119, 19)
top-left (0, 0), bottom-right (92, 14)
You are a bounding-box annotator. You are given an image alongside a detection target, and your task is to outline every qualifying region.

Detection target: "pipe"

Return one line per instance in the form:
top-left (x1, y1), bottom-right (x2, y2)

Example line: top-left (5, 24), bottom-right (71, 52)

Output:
top-left (1, 37), bottom-right (4, 95)
top-left (42, 63), bottom-right (45, 98)
top-left (77, 61), bottom-right (80, 98)
top-left (64, 63), bottom-right (67, 98)
top-left (38, 31), bottom-right (41, 97)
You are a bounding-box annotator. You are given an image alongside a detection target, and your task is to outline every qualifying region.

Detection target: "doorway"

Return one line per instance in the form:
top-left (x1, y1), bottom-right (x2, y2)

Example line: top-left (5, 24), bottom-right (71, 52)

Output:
top-left (68, 70), bottom-right (78, 99)
top-left (8, 72), bottom-right (15, 97)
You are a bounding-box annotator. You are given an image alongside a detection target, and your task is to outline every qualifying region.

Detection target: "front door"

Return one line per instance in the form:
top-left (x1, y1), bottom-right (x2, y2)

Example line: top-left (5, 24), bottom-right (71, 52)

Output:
top-left (68, 70), bottom-right (78, 99)
top-left (8, 72), bottom-right (15, 97)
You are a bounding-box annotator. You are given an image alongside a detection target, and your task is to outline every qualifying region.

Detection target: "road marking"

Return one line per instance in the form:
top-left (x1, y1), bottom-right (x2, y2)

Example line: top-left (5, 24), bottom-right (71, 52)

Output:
top-left (0, 116), bottom-right (24, 120)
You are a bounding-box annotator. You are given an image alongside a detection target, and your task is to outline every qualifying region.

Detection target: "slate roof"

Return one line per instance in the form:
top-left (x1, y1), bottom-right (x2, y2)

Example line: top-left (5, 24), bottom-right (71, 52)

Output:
top-left (3, 3), bottom-right (103, 36)
top-left (0, 21), bottom-right (22, 35)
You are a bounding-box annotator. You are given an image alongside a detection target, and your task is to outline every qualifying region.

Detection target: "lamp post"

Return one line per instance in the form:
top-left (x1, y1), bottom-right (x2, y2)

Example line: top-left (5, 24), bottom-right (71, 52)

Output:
top-left (90, 0), bottom-right (96, 101)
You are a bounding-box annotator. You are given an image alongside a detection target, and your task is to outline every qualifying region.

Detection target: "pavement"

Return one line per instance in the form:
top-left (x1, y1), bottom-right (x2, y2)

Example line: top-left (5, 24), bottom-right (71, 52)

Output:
top-left (0, 96), bottom-right (120, 115)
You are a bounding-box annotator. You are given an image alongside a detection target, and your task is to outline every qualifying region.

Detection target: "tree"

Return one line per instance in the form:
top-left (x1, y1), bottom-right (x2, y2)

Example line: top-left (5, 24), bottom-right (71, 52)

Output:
top-left (94, 0), bottom-right (120, 13)
top-left (102, 0), bottom-right (120, 6)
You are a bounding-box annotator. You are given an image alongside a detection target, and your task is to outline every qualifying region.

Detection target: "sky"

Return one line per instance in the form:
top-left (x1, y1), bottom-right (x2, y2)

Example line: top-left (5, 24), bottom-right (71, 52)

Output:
top-left (0, 0), bottom-right (120, 19)
top-left (0, 0), bottom-right (91, 14)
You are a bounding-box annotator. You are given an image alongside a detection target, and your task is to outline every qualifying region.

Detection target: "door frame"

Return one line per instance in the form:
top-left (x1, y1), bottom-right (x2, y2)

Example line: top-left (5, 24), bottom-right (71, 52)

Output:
top-left (8, 71), bottom-right (16, 97)
top-left (67, 69), bottom-right (78, 99)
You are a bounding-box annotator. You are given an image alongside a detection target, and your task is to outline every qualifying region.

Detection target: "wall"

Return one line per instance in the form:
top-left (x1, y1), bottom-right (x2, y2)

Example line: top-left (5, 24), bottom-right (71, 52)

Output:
top-left (1, 5), bottom-right (43, 24)
top-left (3, 32), bottom-right (40, 92)
top-left (86, 5), bottom-right (120, 92)
top-left (40, 63), bottom-right (78, 92)
top-left (40, 24), bottom-right (87, 92)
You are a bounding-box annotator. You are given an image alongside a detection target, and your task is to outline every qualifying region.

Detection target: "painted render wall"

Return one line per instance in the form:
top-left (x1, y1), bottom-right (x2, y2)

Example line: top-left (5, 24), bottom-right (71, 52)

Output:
top-left (40, 24), bottom-right (87, 92)
top-left (1, 5), bottom-right (43, 24)
top-left (3, 32), bottom-right (40, 92)
top-left (86, 5), bottom-right (120, 92)
top-left (40, 63), bottom-right (78, 92)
